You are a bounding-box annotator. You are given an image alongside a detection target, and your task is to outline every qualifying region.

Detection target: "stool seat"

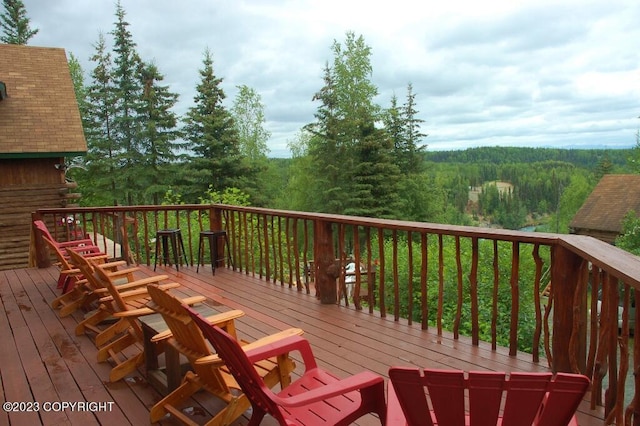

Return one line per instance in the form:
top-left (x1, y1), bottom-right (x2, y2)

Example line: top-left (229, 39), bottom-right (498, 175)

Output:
top-left (197, 230), bottom-right (232, 274)
top-left (154, 229), bottom-right (189, 271)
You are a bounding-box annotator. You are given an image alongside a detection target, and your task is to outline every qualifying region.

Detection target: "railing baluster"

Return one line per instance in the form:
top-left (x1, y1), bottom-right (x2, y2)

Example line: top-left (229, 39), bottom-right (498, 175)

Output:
top-left (492, 240), bottom-right (499, 351)
top-left (421, 232), bottom-right (428, 330)
top-left (454, 235), bottom-right (462, 339)
top-left (393, 230), bottom-right (399, 321)
top-left (509, 241), bottom-right (520, 356)
top-left (470, 237), bottom-right (479, 346)
top-left (532, 244), bottom-right (543, 363)
top-left (437, 234), bottom-right (444, 336)
top-left (407, 231), bottom-right (414, 326)
top-left (378, 227), bottom-right (386, 317)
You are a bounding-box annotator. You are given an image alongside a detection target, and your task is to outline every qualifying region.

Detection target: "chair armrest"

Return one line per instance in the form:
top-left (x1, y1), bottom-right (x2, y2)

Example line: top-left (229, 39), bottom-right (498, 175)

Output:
top-left (243, 334), bottom-right (315, 368)
top-left (195, 333), bottom-right (314, 371)
top-left (106, 267), bottom-right (143, 278)
top-left (239, 328), bottom-right (304, 352)
top-left (150, 309), bottom-right (245, 343)
top-left (113, 306), bottom-right (155, 317)
top-left (57, 239), bottom-right (95, 248)
top-left (278, 371), bottom-right (384, 408)
top-left (98, 282), bottom-right (180, 302)
top-left (98, 260), bottom-right (127, 270)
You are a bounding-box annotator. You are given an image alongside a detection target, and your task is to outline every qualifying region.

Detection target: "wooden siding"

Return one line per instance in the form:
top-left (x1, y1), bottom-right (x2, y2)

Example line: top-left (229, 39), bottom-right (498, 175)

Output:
top-left (0, 181), bottom-right (79, 270)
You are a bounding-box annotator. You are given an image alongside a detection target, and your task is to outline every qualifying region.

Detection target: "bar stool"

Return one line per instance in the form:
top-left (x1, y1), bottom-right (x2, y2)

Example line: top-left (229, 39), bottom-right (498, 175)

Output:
top-left (197, 230), bottom-right (232, 274)
top-left (154, 229), bottom-right (188, 271)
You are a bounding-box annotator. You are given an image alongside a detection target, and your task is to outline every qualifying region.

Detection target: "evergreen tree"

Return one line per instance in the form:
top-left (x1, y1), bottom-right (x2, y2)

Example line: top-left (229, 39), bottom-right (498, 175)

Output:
top-left (138, 62), bottom-right (181, 204)
top-left (344, 123), bottom-right (401, 218)
top-left (183, 48), bottom-right (244, 201)
top-left (305, 63), bottom-right (346, 213)
top-left (304, 32), bottom-right (383, 215)
top-left (110, 0), bottom-right (144, 205)
top-left (83, 33), bottom-right (119, 205)
top-left (384, 84), bottom-right (427, 175)
top-left (401, 83), bottom-right (427, 173)
top-left (0, 0), bottom-right (37, 44)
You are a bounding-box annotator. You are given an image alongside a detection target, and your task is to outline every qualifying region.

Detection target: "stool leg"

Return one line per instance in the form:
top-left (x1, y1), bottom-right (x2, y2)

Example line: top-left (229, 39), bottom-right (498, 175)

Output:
top-left (162, 235), bottom-right (170, 267)
top-left (169, 234), bottom-right (179, 271)
top-left (154, 237), bottom-right (160, 271)
top-left (178, 233), bottom-right (188, 267)
top-left (197, 235), bottom-right (203, 273)
top-left (209, 234), bottom-right (217, 275)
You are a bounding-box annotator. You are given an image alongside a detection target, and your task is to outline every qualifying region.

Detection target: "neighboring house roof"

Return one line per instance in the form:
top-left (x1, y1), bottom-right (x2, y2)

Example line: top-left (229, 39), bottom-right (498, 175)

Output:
top-left (0, 44), bottom-right (87, 158)
top-left (570, 174), bottom-right (640, 242)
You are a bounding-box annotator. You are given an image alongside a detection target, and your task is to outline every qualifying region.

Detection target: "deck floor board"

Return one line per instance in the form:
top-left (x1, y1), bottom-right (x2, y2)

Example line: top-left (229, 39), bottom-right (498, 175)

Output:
top-left (1, 264), bottom-right (605, 425)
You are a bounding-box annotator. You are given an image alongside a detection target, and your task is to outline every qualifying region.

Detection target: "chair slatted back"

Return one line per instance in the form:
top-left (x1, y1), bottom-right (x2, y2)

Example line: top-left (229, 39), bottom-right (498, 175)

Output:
top-left (389, 367), bottom-right (589, 426)
top-left (186, 305), bottom-right (286, 424)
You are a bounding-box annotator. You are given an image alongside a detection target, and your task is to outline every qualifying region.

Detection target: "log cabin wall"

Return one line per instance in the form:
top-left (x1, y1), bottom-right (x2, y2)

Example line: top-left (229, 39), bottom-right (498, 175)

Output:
top-left (0, 158), bottom-right (79, 270)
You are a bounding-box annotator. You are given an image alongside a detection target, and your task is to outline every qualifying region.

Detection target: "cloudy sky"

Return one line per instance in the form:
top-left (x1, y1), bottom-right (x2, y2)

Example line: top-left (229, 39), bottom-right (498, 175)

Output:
top-left (22, 0), bottom-right (640, 157)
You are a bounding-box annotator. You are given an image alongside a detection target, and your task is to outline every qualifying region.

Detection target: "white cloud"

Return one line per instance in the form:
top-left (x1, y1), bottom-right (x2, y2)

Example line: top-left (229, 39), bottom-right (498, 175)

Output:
top-left (20, 0), bottom-right (640, 156)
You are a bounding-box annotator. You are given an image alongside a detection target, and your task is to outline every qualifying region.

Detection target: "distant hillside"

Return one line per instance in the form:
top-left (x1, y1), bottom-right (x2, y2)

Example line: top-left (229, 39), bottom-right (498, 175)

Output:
top-left (425, 146), bottom-right (631, 169)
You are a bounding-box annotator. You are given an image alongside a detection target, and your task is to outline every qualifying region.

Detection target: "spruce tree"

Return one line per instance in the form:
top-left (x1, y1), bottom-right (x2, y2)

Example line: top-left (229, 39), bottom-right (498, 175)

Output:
top-left (138, 62), bottom-right (181, 204)
top-left (183, 49), bottom-right (244, 201)
top-left (0, 0), bottom-right (38, 44)
top-left (110, 0), bottom-right (144, 205)
top-left (83, 33), bottom-right (119, 205)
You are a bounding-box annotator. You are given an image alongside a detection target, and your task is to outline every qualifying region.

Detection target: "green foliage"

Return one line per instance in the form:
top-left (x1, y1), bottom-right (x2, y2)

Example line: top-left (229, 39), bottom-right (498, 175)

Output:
top-left (368, 233), bottom-right (543, 353)
top-left (231, 85), bottom-right (271, 206)
top-left (615, 211), bottom-right (640, 256)
top-left (0, 0), bottom-right (37, 44)
top-left (199, 186), bottom-right (251, 206)
top-left (182, 49), bottom-right (245, 201)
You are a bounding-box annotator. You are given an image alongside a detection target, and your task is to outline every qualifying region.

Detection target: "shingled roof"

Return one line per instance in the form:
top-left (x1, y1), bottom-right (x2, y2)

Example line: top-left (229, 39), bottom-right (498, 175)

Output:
top-left (0, 44), bottom-right (87, 158)
top-left (570, 174), bottom-right (640, 243)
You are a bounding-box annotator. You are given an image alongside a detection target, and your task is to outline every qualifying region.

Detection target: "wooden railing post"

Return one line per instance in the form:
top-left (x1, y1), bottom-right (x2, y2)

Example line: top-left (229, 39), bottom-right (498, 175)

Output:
top-left (314, 219), bottom-right (337, 304)
top-left (551, 244), bottom-right (587, 374)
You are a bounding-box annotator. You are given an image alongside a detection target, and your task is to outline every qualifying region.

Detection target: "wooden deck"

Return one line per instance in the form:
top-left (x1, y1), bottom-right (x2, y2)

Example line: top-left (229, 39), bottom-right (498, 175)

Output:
top-left (0, 264), bottom-right (605, 425)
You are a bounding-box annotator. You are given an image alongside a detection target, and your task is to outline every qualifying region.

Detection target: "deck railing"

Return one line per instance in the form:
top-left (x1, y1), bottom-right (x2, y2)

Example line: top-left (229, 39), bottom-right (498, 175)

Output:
top-left (32, 204), bottom-right (640, 424)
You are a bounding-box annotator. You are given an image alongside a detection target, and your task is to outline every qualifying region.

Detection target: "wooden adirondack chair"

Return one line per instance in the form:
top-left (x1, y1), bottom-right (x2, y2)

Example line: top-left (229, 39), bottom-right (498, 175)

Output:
top-left (187, 305), bottom-right (387, 426)
top-left (387, 367), bottom-right (590, 426)
top-left (34, 219), bottom-right (106, 292)
top-left (44, 237), bottom-right (126, 317)
top-left (90, 263), bottom-right (207, 382)
top-left (146, 284), bottom-right (302, 426)
top-left (66, 248), bottom-right (178, 347)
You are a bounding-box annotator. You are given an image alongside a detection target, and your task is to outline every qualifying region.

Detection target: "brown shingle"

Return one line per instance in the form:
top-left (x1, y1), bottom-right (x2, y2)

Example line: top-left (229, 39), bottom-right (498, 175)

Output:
top-left (570, 174), bottom-right (640, 239)
top-left (0, 44), bottom-right (87, 156)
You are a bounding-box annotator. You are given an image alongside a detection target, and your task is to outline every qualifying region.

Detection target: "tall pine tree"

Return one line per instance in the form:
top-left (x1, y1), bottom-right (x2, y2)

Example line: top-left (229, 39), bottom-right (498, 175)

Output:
top-left (183, 49), bottom-right (244, 201)
top-left (0, 0), bottom-right (38, 44)
top-left (83, 33), bottom-right (119, 205)
top-left (111, 1), bottom-right (144, 205)
top-left (138, 62), bottom-right (181, 204)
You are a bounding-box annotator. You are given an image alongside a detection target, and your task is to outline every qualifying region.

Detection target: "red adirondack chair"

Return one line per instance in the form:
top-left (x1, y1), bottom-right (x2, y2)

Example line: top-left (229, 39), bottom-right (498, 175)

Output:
top-left (187, 305), bottom-right (387, 426)
top-left (34, 219), bottom-right (108, 291)
top-left (388, 367), bottom-right (590, 426)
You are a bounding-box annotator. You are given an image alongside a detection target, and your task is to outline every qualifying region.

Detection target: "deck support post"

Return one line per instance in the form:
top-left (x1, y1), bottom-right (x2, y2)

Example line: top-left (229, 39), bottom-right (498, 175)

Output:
top-left (551, 244), bottom-right (587, 374)
top-left (314, 219), bottom-right (337, 304)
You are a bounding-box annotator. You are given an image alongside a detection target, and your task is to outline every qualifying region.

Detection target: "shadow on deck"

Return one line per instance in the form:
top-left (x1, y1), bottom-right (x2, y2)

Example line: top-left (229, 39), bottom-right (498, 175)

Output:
top-left (0, 264), bottom-right (605, 425)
